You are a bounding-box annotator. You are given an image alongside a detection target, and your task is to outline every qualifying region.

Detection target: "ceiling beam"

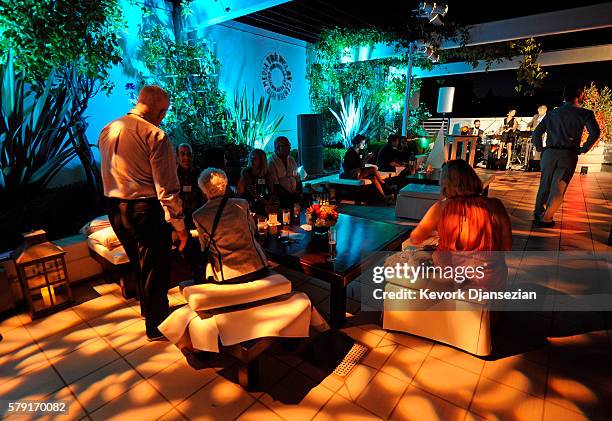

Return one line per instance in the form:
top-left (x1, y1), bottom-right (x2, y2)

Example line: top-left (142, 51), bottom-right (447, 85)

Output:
top-left (357, 3), bottom-right (612, 62)
top-left (183, 0), bottom-right (291, 29)
top-left (413, 44), bottom-right (612, 78)
top-left (445, 3), bottom-right (612, 48)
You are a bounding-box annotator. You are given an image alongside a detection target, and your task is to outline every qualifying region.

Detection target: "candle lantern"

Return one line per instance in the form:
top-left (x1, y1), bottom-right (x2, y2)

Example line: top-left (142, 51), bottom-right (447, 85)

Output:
top-left (12, 230), bottom-right (73, 319)
top-left (314, 188), bottom-right (331, 206)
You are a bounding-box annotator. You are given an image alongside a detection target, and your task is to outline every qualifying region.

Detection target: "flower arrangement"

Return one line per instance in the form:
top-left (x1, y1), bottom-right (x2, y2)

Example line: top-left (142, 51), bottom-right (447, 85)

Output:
top-left (306, 204), bottom-right (339, 228)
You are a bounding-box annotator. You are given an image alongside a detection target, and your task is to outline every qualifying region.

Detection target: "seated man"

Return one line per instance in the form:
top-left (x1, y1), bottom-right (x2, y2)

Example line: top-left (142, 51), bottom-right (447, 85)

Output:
top-left (268, 136), bottom-right (303, 208)
top-left (398, 136), bottom-right (419, 163)
top-left (177, 143), bottom-right (205, 225)
top-left (193, 168), bottom-right (269, 283)
top-left (376, 134), bottom-right (402, 172)
top-left (176, 143), bottom-right (205, 282)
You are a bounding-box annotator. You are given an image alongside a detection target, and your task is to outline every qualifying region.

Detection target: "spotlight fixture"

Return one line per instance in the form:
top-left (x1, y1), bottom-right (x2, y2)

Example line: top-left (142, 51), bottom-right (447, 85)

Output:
top-left (416, 2), bottom-right (448, 26)
top-left (421, 45), bottom-right (439, 62)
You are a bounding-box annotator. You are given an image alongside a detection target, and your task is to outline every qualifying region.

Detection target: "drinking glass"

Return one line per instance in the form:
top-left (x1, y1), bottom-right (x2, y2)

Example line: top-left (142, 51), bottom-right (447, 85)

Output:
top-left (327, 227), bottom-right (337, 262)
top-left (282, 209), bottom-right (291, 225)
top-left (268, 212), bottom-right (278, 226)
top-left (257, 217), bottom-right (267, 237)
top-left (280, 227), bottom-right (290, 244)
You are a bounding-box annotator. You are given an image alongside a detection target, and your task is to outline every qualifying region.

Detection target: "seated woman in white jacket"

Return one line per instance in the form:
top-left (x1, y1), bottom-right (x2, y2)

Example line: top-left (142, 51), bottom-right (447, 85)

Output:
top-left (192, 168), bottom-right (268, 283)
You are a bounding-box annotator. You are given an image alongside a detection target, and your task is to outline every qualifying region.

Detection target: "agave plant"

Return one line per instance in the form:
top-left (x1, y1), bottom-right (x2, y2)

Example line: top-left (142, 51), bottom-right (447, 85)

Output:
top-left (228, 87), bottom-right (285, 149)
top-left (329, 94), bottom-right (381, 148)
top-left (0, 53), bottom-right (79, 195)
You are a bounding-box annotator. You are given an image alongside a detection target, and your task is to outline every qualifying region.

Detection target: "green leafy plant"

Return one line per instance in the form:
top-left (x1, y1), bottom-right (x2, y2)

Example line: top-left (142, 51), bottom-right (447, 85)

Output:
top-left (329, 95), bottom-right (382, 148)
top-left (0, 0), bottom-right (126, 199)
top-left (0, 0), bottom-right (124, 94)
top-left (0, 54), bottom-right (79, 195)
top-left (138, 24), bottom-right (228, 163)
top-left (228, 87), bottom-right (285, 150)
top-left (440, 38), bottom-right (548, 95)
top-left (580, 83), bottom-right (612, 145)
top-left (511, 38), bottom-right (547, 95)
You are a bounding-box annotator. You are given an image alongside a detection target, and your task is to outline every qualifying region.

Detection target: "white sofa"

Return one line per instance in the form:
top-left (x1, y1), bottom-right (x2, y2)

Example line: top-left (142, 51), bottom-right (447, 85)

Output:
top-left (382, 252), bottom-right (493, 356)
top-left (395, 184), bottom-right (441, 220)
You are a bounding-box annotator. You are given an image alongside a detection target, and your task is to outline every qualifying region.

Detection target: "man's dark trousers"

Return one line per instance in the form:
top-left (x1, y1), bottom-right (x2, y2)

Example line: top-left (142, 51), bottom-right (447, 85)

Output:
top-left (534, 148), bottom-right (578, 221)
top-left (108, 198), bottom-right (171, 336)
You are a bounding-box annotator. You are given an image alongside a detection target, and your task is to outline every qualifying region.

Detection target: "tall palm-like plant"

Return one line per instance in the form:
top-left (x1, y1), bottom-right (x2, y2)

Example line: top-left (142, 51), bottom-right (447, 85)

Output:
top-left (0, 54), bottom-right (78, 195)
top-left (329, 94), bottom-right (381, 148)
top-left (228, 87), bottom-right (285, 150)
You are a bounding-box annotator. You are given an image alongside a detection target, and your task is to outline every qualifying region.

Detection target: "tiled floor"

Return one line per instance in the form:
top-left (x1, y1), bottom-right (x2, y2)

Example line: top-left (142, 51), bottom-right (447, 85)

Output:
top-left (1, 170), bottom-right (610, 421)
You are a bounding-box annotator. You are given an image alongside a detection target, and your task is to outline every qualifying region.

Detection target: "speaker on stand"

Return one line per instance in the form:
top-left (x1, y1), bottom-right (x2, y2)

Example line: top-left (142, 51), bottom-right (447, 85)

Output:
top-left (297, 114), bottom-right (324, 177)
top-left (437, 87), bottom-right (455, 135)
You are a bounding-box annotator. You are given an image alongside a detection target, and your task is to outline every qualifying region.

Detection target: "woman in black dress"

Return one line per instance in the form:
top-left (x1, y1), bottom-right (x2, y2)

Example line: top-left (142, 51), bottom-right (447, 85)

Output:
top-left (237, 148), bottom-right (278, 215)
top-left (497, 109), bottom-right (518, 168)
top-left (340, 134), bottom-right (392, 203)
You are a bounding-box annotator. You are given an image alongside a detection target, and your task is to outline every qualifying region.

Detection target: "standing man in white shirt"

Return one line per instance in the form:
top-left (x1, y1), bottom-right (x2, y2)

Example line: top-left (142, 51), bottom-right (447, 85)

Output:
top-left (98, 86), bottom-right (188, 341)
top-left (268, 136), bottom-right (303, 208)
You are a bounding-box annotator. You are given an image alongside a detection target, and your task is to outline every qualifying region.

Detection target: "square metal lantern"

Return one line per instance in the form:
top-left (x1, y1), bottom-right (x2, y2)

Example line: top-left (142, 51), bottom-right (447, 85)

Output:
top-left (12, 230), bottom-right (73, 319)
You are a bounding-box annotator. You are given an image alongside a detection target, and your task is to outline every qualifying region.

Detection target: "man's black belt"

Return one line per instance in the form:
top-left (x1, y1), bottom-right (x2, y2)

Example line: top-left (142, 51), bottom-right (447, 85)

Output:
top-left (545, 146), bottom-right (578, 151)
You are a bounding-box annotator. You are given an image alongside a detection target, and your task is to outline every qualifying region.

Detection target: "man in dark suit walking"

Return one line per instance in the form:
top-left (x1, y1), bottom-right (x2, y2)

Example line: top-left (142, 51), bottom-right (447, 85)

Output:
top-left (532, 84), bottom-right (600, 227)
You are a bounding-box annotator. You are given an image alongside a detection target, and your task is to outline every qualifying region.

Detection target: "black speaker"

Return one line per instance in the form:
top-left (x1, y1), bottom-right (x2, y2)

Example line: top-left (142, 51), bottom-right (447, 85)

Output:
top-left (297, 114), bottom-right (323, 176)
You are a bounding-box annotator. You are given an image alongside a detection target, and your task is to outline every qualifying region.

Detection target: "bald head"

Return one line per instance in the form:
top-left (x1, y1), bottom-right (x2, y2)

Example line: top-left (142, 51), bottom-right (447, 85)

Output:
top-left (135, 85), bottom-right (170, 126)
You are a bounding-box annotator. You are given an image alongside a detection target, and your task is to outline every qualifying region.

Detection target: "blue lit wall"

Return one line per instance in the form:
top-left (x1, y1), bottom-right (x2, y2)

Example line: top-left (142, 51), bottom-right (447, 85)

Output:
top-left (52, 4), bottom-right (309, 186)
top-left (193, 20), bottom-right (311, 150)
top-left (51, 0), bottom-right (175, 186)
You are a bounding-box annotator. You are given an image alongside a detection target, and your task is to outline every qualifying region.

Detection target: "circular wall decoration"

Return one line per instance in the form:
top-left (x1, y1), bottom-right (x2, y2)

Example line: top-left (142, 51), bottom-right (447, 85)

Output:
top-left (261, 52), bottom-right (292, 101)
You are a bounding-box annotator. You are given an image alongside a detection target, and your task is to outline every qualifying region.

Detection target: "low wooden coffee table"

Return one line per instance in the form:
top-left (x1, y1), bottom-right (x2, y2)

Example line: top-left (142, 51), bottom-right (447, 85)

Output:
top-left (260, 213), bottom-right (411, 328)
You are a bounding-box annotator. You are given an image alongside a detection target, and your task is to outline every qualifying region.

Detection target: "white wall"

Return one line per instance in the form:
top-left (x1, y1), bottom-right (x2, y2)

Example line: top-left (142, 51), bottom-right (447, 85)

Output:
top-left (194, 20), bottom-right (311, 150)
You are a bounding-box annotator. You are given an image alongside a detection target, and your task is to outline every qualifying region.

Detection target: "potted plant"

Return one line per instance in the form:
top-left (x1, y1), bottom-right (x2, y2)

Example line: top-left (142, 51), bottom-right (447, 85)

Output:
top-left (577, 83), bottom-right (612, 172)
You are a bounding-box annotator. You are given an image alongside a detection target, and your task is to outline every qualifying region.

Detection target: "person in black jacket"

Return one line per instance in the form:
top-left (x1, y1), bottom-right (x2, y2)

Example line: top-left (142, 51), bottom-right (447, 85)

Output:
top-left (532, 84), bottom-right (600, 227)
top-left (340, 134), bottom-right (392, 203)
top-left (376, 134), bottom-right (402, 172)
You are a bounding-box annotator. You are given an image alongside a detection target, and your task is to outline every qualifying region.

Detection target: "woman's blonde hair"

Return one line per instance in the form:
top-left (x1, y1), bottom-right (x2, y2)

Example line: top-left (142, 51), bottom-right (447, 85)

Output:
top-left (248, 148), bottom-right (268, 177)
top-left (440, 159), bottom-right (483, 199)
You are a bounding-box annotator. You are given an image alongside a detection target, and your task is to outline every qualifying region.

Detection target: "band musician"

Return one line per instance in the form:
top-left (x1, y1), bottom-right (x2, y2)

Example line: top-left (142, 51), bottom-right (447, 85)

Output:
top-left (496, 109), bottom-right (518, 169)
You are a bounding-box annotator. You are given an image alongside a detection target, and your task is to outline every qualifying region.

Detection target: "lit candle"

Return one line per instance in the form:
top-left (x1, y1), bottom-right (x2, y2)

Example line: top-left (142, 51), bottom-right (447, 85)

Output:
top-left (41, 286), bottom-right (56, 307)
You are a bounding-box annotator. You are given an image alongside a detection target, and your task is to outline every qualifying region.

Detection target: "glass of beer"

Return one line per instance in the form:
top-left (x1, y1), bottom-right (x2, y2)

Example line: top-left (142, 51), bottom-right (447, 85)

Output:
top-left (267, 212), bottom-right (278, 226)
top-left (327, 227), bottom-right (337, 262)
top-left (282, 209), bottom-right (291, 225)
top-left (257, 217), bottom-right (268, 237)
top-left (293, 203), bottom-right (301, 220)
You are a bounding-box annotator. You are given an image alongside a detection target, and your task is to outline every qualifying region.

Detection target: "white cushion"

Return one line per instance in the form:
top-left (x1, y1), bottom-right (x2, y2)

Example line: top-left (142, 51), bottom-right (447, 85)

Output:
top-left (396, 186), bottom-right (439, 220)
top-left (88, 226), bottom-right (122, 250)
top-left (183, 272), bottom-right (292, 311)
top-left (87, 239), bottom-right (130, 265)
top-left (398, 183), bottom-right (441, 199)
top-left (80, 215), bottom-right (111, 236)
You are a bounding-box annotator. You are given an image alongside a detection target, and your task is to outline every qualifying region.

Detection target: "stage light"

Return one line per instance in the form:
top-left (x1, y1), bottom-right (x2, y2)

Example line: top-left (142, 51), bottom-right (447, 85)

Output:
top-left (421, 45), bottom-right (439, 62)
top-left (416, 2), bottom-right (448, 26)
